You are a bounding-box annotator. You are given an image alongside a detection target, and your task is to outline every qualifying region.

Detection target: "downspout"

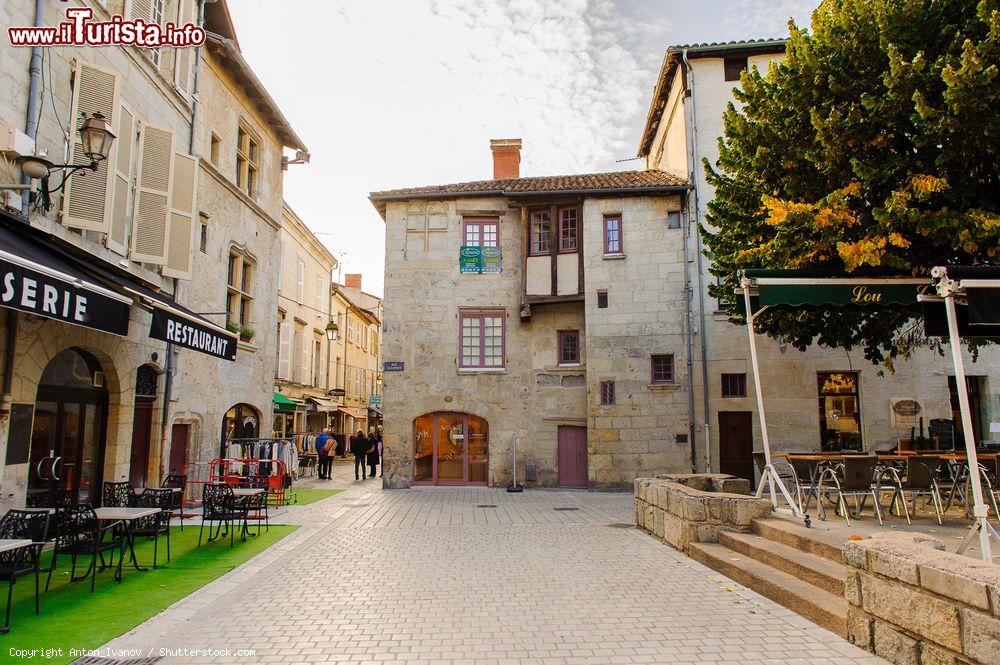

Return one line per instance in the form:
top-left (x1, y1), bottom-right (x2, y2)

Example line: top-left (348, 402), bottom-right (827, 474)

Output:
top-left (682, 49), bottom-right (713, 473)
top-left (681, 193), bottom-right (697, 473)
top-left (21, 0), bottom-right (45, 217)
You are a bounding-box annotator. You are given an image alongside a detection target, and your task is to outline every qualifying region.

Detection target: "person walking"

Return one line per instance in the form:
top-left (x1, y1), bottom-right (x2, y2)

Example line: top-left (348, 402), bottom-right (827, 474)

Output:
top-left (377, 427), bottom-right (384, 478)
top-left (353, 429), bottom-right (370, 480)
top-left (366, 429), bottom-right (379, 479)
top-left (315, 429), bottom-right (331, 480)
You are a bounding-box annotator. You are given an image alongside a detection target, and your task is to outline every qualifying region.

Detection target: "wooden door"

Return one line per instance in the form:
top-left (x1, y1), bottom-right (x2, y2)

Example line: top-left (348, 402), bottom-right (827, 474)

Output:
top-left (718, 411), bottom-right (754, 482)
top-left (130, 397), bottom-right (154, 487)
top-left (169, 423), bottom-right (189, 477)
top-left (558, 426), bottom-right (588, 488)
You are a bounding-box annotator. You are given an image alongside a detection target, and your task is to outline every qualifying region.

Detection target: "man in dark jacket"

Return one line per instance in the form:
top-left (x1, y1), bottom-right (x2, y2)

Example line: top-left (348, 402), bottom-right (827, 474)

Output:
top-left (352, 429), bottom-right (369, 480)
top-left (315, 429), bottom-right (331, 480)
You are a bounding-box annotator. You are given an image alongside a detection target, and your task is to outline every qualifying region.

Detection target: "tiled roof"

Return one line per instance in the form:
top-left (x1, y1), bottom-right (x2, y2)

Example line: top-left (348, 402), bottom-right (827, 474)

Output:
top-left (369, 170), bottom-right (687, 200)
top-left (665, 38), bottom-right (785, 53)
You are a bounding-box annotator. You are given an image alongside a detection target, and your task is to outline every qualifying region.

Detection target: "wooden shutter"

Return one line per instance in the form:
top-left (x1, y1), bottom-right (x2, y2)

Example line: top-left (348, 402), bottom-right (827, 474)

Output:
top-left (277, 319), bottom-right (291, 379)
top-left (173, 0), bottom-right (196, 98)
top-left (107, 104), bottom-right (135, 255)
top-left (163, 153), bottom-right (198, 279)
top-left (129, 0), bottom-right (154, 21)
top-left (300, 329), bottom-right (310, 383)
top-left (314, 276), bottom-right (324, 314)
top-left (131, 123), bottom-right (173, 264)
top-left (62, 61), bottom-right (119, 232)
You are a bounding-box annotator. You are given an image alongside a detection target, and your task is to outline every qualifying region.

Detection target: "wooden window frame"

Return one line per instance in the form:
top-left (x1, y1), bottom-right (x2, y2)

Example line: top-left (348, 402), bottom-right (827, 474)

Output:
top-left (236, 123), bottom-right (260, 199)
top-left (603, 215), bottom-right (623, 255)
top-left (558, 207), bottom-right (579, 253)
top-left (557, 330), bottom-right (580, 365)
top-left (597, 290), bottom-right (608, 309)
top-left (459, 309), bottom-right (506, 370)
top-left (529, 209), bottom-right (552, 256)
top-left (600, 381), bottom-right (615, 405)
top-left (226, 248), bottom-right (254, 328)
top-left (650, 354), bottom-right (675, 385)
top-left (463, 217), bottom-right (500, 248)
top-left (721, 373), bottom-right (747, 398)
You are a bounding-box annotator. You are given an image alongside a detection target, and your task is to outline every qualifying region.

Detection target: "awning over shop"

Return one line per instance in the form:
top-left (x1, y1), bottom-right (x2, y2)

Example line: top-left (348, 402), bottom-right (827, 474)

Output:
top-left (368, 406), bottom-right (383, 416)
top-left (338, 406), bottom-right (368, 419)
top-left (0, 215), bottom-right (132, 336)
top-left (274, 392), bottom-right (297, 413)
top-left (307, 396), bottom-right (339, 412)
top-left (739, 269), bottom-right (931, 314)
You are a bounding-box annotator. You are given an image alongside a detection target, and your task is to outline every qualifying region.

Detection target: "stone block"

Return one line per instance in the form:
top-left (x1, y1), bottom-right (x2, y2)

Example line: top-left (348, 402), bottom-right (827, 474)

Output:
top-left (961, 607), bottom-right (1000, 665)
top-left (712, 477), bottom-right (752, 495)
top-left (847, 607), bottom-right (873, 650)
top-left (682, 495), bottom-right (706, 522)
top-left (656, 486), bottom-right (671, 510)
top-left (869, 548), bottom-right (920, 585)
top-left (919, 643), bottom-right (961, 665)
top-left (919, 565), bottom-right (990, 611)
top-left (843, 542), bottom-right (869, 571)
top-left (696, 523), bottom-right (718, 544)
top-left (860, 573), bottom-right (962, 652)
top-left (653, 507), bottom-right (664, 539)
top-left (731, 497), bottom-right (771, 527)
top-left (845, 571), bottom-right (862, 606)
top-left (873, 621), bottom-right (920, 665)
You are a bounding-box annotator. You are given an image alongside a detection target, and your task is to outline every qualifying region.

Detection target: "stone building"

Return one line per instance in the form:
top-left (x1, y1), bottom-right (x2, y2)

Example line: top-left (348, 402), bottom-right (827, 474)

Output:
top-left (371, 141), bottom-right (689, 488)
top-left (331, 275), bottom-right (383, 441)
top-left (273, 202), bottom-right (338, 437)
top-left (0, 0), bottom-right (305, 508)
top-left (637, 40), bottom-right (1000, 478)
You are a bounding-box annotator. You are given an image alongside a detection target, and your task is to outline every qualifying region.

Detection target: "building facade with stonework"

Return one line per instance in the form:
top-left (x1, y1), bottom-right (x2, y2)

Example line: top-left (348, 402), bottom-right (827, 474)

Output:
top-left (331, 275), bottom-right (383, 442)
top-left (638, 40), bottom-right (1000, 479)
top-left (0, 0), bottom-right (305, 509)
top-left (372, 141), bottom-right (690, 489)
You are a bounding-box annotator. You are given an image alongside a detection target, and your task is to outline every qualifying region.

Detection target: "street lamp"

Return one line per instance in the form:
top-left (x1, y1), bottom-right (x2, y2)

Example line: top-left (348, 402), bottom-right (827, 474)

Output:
top-left (325, 320), bottom-right (340, 341)
top-left (17, 112), bottom-right (117, 212)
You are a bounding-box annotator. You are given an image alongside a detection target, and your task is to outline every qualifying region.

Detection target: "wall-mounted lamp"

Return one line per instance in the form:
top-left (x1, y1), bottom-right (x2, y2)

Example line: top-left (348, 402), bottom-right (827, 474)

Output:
top-left (17, 112), bottom-right (116, 212)
top-left (325, 320), bottom-right (340, 342)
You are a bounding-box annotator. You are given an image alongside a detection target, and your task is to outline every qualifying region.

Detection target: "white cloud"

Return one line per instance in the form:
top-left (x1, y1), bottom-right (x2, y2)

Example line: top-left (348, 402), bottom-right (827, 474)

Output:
top-left (723, 0), bottom-right (817, 38)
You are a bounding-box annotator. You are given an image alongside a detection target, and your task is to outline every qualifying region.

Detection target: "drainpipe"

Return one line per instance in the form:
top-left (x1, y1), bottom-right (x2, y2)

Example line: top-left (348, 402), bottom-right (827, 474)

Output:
top-left (681, 195), bottom-right (697, 473)
top-left (682, 49), bottom-right (713, 473)
top-left (21, 0), bottom-right (45, 217)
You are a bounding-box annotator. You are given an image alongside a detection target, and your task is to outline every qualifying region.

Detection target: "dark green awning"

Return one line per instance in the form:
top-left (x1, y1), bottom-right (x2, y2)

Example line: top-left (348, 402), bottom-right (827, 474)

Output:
top-left (738, 270), bottom-right (931, 314)
top-left (273, 392), bottom-right (297, 413)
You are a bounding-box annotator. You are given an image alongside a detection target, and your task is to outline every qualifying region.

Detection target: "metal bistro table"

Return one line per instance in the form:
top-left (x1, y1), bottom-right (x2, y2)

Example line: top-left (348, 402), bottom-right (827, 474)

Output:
top-left (93, 507), bottom-right (161, 582)
top-left (0, 540), bottom-right (33, 634)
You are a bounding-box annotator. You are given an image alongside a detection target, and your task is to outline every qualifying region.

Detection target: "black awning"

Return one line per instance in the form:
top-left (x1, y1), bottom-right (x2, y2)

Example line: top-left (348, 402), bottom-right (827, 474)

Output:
top-left (0, 215), bottom-right (132, 336)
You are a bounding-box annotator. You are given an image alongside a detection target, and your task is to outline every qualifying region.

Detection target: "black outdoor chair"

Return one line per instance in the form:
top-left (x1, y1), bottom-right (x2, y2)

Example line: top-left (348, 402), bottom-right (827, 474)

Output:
top-left (241, 477), bottom-right (270, 537)
top-left (102, 481), bottom-right (139, 508)
top-left (199, 484), bottom-right (246, 548)
top-left (162, 474), bottom-right (186, 529)
top-left (134, 488), bottom-right (173, 568)
top-left (45, 504), bottom-right (123, 593)
top-left (895, 456), bottom-right (945, 525)
top-left (816, 456), bottom-right (896, 526)
top-left (0, 510), bottom-right (49, 632)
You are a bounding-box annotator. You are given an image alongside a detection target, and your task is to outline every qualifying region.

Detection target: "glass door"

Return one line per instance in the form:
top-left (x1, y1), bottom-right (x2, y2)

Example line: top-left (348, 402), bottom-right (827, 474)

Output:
top-left (435, 413), bottom-right (466, 484)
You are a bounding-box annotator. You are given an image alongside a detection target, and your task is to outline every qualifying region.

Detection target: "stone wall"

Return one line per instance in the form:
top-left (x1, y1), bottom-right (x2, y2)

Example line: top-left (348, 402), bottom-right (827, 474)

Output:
top-left (844, 532), bottom-right (1000, 665)
top-left (634, 474), bottom-right (770, 553)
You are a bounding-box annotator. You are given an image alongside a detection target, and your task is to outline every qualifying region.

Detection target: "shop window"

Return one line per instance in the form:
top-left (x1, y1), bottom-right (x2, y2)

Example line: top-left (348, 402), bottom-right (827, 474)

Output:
top-left (724, 56), bottom-right (748, 82)
top-left (600, 381), bottom-right (615, 405)
top-left (463, 217), bottom-right (499, 248)
top-left (236, 123), bottom-right (260, 198)
top-left (597, 291), bottom-right (608, 309)
top-left (651, 354), bottom-right (674, 385)
top-left (817, 372), bottom-right (862, 451)
top-left (721, 373), bottom-right (747, 398)
top-left (530, 209), bottom-right (552, 255)
top-left (459, 310), bottom-right (505, 369)
top-left (226, 248), bottom-right (254, 328)
top-left (558, 330), bottom-right (580, 365)
top-left (603, 215), bottom-right (622, 254)
top-left (559, 207), bottom-right (578, 252)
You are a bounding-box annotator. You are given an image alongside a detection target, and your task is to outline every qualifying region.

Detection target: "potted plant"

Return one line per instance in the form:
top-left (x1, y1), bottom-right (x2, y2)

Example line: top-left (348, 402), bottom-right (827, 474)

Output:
top-left (225, 320), bottom-right (240, 335)
top-left (239, 325), bottom-right (256, 343)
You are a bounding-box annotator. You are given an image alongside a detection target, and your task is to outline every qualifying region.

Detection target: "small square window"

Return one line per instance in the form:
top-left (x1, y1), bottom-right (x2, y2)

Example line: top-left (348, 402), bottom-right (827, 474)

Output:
top-left (597, 291), bottom-right (608, 309)
top-left (600, 381), bottom-right (615, 405)
top-left (667, 211), bottom-right (681, 229)
top-left (724, 56), bottom-right (748, 82)
top-left (603, 215), bottom-right (622, 254)
top-left (721, 373), bottom-right (747, 398)
top-left (651, 354), bottom-right (675, 385)
top-left (558, 330), bottom-right (580, 365)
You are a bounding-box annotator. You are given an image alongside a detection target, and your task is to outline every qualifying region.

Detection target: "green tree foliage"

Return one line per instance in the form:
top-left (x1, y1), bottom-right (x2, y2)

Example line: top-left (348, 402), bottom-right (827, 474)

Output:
top-left (704, 0), bottom-right (999, 365)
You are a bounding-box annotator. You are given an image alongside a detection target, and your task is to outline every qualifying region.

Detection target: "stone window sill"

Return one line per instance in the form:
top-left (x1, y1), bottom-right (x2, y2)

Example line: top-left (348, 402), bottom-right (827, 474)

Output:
top-left (602, 253), bottom-right (627, 261)
top-left (648, 383), bottom-right (680, 391)
top-left (238, 341), bottom-right (257, 353)
top-left (457, 368), bottom-right (506, 375)
top-left (545, 364), bottom-right (586, 373)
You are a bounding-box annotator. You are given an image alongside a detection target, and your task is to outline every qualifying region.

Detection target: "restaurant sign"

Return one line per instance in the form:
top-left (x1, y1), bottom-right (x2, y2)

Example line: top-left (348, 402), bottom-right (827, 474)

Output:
top-left (150, 308), bottom-right (237, 361)
top-left (459, 246), bottom-right (502, 274)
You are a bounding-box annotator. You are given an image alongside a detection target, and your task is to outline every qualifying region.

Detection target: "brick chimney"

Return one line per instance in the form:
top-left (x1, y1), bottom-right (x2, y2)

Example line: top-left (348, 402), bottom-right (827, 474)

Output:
top-left (344, 274), bottom-right (362, 290)
top-left (490, 138), bottom-right (521, 180)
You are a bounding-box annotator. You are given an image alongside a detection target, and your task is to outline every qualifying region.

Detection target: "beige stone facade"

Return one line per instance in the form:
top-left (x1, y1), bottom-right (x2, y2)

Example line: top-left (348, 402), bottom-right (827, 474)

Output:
top-left (331, 278), bottom-right (382, 441)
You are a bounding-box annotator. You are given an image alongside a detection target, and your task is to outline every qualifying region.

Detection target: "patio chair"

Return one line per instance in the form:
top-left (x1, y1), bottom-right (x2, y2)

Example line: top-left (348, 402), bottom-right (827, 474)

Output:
top-left (102, 481), bottom-right (138, 508)
top-left (199, 484), bottom-right (246, 548)
top-left (45, 504), bottom-right (123, 593)
top-left (135, 488), bottom-right (173, 568)
top-left (816, 456), bottom-right (887, 526)
top-left (786, 457), bottom-right (827, 513)
top-left (241, 476), bottom-right (270, 536)
top-left (161, 474), bottom-right (186, 529)
top-left (751, 452), bottom-right (794, 487)
top-left (897, 456), bottom-right (945, 525)
top-left (0, 510), bottom-right (50, 632)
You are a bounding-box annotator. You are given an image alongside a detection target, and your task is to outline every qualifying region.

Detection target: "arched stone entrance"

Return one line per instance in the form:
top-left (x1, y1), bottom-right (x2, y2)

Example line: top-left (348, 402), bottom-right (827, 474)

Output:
top-left (221, 403), bottom-right (261, 454)
top-left (412, 412), bottom-right (488, 486)
top-left (28, 348), bottom-right (109, 506)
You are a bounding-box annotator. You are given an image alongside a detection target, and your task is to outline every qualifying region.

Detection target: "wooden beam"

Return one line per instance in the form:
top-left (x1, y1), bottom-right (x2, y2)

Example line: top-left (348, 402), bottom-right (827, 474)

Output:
top-left (550, 204), bottom-right (558, 296)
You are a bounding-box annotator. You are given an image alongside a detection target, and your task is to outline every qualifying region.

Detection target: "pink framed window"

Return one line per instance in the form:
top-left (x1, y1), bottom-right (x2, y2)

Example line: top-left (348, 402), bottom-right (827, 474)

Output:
top-left (557, 330), bottom-right (580, 365)
top-left (459, 310), bottom-right (505, 369)
top-left (530, 210), bottom-right (552, 255)
top-left (651, 354), bottom-right (675, 385)
top-left (559, 207), bottom-right (578, 252)
top-left (463, 217), bottom-right (499, 247)
top-left (603, 215), bottom-right (622, 254)
top-left (600, 381), bottom-right (615, 405)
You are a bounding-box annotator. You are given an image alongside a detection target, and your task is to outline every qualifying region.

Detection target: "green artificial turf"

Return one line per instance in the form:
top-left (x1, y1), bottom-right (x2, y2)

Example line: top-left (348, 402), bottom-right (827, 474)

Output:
top-left (288, 488), bottom-right (344, 505)
top-left (1, 524), bottom-right (297, 664)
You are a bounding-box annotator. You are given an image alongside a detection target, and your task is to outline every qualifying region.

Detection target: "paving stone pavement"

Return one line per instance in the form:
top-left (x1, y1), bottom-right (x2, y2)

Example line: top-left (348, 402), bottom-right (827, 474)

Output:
top-left (101, 460), bottom-right (888, 664)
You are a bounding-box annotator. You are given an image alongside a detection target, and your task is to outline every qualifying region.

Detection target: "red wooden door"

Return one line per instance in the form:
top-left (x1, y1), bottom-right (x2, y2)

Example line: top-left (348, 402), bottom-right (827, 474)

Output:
top-left (169, 423), bottom-right (189, 477)
top-left (718, 411), bottom-right (754, 482)
top-left (129, 397), bottom-right (154, 487)
top-left (558, 426), bottom-right (588, 488)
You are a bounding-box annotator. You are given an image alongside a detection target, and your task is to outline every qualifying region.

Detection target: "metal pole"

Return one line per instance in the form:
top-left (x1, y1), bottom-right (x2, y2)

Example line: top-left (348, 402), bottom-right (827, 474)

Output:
top-left (507, 433), bottom-right (522, 492)
top-left (943, 289), bottom-right (993, 561)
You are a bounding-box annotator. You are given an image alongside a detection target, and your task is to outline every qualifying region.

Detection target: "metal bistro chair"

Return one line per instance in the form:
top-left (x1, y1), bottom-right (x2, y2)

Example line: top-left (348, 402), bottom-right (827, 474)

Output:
top-left (0, 510), bottom-right (50, 632)
top-left (162, 474), bottom-right (186, 529)
top-left (893, 456), bottom-right (945, 525)
top-left (134, 488), bottom-right (173, 568)
top-left (45, 504), bottom-right (123, 593)
top-left (199, 484), bottom-right (247, 548)
top-left (817, 456), bottom-right (904, 526)
top-left (102, 481), bottom-right (139, 508)
top-left (241, 476), bottom-right (270, 537)
top-left (787, 456), bottom-right (827, 514)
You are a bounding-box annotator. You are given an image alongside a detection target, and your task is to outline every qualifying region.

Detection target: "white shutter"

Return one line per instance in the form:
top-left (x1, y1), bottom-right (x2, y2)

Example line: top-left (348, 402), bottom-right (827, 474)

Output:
top-left (131, 123), bottom-right (173, 264)
top-left (314, 276), bottom-right (324, 315)
top-left (129, 0), bottom-right (154, 21)
top-left (173, 0), bottom-right (196, 98)
top-left (62, 61), bottom-right (119, 232)
top-left (300, 329), bottom-right (310, 383)
top-left (108, 104), bottom-right (135, 255)
top-left (296, 261), bottom-right (305, 302)
top-left (163, 153), bottom-right (198, 279)
top-left (277, 319), bottom-right (291, 379)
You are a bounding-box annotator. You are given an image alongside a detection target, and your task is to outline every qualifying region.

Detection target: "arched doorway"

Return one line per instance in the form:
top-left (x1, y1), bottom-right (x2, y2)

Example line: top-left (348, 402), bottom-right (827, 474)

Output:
top-left (129, 364), bottom-right (159, 487)
top-left (221, 403), bottom-right (260, 454)
top-left (28, 348), bottom-right (108, 506)
top-left (412, 412), bottom-right (488, 486)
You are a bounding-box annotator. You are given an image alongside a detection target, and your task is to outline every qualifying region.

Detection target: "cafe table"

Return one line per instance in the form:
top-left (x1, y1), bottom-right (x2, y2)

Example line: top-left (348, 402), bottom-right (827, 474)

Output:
top-left (231, 488), bottom-right (266, 497)
top-left (93, 506), bottom-right (161, 582)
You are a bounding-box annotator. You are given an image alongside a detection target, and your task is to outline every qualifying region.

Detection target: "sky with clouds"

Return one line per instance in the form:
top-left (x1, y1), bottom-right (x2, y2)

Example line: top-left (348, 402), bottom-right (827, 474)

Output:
top-left (227, 0), bottom-right (818, 297)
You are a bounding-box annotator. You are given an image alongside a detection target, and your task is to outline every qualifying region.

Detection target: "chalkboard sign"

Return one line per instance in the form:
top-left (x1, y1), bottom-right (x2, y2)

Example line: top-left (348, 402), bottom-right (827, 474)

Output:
top-left (929, 418), bottom-right (955, 449)
top-left (5, 403), bottom-right (34, 465)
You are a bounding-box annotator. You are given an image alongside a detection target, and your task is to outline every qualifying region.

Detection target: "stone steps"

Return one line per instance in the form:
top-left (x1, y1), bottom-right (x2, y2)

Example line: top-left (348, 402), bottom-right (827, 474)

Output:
top-left (689, 541), bottom-right (849, 638)
top-left (717, 530), bottom-right (847, 596)
top-left (751, 517), bottom-right (845, 563)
